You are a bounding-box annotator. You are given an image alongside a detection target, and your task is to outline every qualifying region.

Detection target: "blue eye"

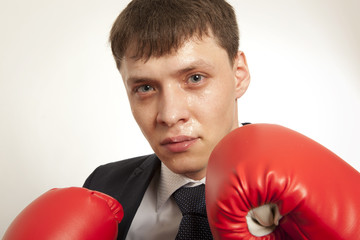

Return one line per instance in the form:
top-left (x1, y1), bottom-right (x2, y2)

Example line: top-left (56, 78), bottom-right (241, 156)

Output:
top-left (188, 74), bottom-right (204, 83)
top-left (136, 85), bottom-right (154, 93)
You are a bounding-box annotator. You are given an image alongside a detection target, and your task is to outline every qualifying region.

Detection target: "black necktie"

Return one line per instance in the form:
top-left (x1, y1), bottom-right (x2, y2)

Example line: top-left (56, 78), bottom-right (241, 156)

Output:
top-left (172, 184), bottom-right (213, 239)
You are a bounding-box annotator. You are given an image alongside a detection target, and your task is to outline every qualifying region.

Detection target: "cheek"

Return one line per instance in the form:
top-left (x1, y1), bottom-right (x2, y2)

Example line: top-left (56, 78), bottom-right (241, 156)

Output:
top-left (196, 81), bottom-right (236, 116)
top-left (130, 102), bottom-right (155, 135)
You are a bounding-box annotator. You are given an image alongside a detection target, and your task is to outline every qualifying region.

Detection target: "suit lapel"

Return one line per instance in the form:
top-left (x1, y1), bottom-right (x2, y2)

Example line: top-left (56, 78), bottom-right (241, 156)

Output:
top-left (117, 155), bottom-right (161, 240)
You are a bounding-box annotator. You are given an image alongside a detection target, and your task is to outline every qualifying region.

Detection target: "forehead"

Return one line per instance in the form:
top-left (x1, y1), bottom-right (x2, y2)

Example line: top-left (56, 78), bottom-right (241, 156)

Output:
top-left (124, 29), bottom-right (230, 62)
top-left (120, 35), bottom-right (231, 77)
top-left (123, 27), bottom-right (212, 62)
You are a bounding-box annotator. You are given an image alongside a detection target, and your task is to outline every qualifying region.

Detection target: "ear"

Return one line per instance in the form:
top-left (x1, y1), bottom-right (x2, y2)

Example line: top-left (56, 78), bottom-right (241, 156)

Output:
top-left (233, 51), bottom-right (250, 99)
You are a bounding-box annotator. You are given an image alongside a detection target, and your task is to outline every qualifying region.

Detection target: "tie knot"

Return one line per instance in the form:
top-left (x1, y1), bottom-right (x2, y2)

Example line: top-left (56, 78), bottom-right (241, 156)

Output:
top-left (172, 184), bottom-right (207, 216)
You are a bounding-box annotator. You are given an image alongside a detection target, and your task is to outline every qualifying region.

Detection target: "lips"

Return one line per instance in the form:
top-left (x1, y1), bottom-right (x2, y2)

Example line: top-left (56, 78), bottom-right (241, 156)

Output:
top-left (160, 136), bottom-right (198, 153)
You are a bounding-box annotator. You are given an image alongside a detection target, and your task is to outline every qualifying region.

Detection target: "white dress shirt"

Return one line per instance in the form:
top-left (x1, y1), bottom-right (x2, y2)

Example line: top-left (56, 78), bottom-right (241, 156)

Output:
top-left (126, 163), bottom-right (206, 240)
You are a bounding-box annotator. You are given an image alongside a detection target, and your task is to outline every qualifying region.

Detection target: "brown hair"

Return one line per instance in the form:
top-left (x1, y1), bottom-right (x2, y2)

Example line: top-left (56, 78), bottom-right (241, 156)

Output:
top-left (110, 0), bottom-right (239, 69)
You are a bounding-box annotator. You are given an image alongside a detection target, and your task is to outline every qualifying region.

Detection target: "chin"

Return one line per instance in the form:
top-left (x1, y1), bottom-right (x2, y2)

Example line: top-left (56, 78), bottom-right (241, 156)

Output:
top-left (172, 160), bottom-right (207, 178)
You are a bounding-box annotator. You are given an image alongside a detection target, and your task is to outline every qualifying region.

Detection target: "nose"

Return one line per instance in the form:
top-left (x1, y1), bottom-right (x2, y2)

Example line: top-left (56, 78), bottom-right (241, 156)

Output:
top-left (156, 84), bottom-right (190, 127)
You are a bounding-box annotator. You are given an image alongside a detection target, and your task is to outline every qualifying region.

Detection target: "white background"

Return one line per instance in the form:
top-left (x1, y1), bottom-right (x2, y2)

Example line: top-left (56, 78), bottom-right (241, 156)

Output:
top-left (1, 0), bottom-right (359, 236)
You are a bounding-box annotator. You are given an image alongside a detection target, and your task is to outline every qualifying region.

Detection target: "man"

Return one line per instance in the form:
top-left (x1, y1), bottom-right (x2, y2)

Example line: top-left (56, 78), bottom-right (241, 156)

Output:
top-left (83, 0), bottom-right (250, 239)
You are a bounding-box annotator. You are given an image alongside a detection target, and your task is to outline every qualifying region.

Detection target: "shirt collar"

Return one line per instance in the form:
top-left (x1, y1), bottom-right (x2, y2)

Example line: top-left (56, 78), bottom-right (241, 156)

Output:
top-left (157, 163), bottom-right (206, 211)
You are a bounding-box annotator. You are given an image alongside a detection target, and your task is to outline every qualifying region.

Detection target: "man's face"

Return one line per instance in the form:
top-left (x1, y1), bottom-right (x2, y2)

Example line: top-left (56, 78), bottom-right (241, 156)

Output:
top-left (120, 35), bottom-right (250, 180)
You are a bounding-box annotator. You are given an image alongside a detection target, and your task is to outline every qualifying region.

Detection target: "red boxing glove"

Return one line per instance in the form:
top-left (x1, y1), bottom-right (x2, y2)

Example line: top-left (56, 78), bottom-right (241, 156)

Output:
top-left (206, 124), bottom-right (360, 240)
top-left (3, 187), bottom-right (123, 240)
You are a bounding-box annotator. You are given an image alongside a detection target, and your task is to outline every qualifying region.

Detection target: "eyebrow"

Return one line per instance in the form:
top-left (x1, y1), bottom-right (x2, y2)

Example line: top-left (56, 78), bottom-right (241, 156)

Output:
top-left (174, 59), bottom-right (214, 76)
top-left (126, 59), bottom-right (215, 85)
top-left (126, 77), bottom-right (156, 87)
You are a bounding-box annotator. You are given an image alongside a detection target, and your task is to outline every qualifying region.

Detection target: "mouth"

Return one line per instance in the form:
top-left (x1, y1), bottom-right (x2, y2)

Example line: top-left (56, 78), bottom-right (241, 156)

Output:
top-left (160, 136), bottom-right (199, 153)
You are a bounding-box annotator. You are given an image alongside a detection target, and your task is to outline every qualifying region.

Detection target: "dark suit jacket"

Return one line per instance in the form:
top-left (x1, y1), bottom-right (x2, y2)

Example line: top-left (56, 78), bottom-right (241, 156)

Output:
top-left (83, 154), bottom-right (161, 240)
